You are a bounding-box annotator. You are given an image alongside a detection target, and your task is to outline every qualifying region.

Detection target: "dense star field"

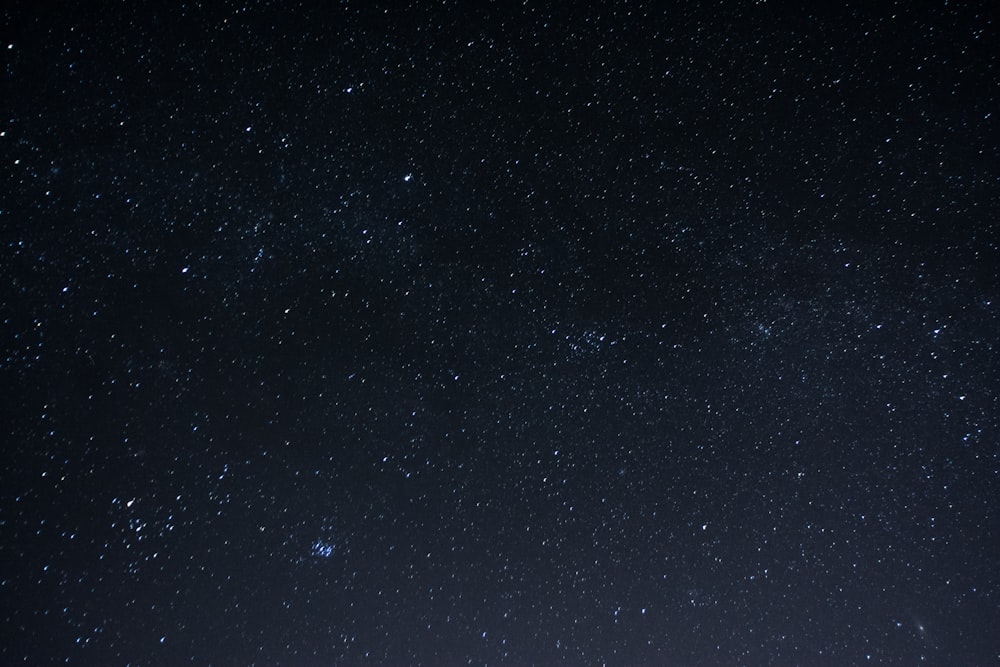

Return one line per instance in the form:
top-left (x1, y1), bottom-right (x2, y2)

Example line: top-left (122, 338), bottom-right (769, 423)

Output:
top-left (2, 1), bottom-right (998, 665)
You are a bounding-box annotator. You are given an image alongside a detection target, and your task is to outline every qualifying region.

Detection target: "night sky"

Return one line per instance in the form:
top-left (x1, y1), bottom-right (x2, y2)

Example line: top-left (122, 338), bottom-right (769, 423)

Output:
top-left (2, 2), bottom-right (999, 665)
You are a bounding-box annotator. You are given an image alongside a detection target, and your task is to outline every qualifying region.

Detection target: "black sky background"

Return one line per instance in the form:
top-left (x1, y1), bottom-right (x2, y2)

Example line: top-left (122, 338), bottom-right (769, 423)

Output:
top-left (2, 1), bottom-right (999, 665)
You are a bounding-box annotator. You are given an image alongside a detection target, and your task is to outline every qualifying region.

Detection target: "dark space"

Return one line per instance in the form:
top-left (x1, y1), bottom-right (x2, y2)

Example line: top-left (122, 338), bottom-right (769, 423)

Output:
top-left (2, 2), bottom-right (998, 665)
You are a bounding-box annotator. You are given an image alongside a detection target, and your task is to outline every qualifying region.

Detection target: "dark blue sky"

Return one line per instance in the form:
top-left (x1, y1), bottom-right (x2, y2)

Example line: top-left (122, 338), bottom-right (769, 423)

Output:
top-left (2, 1), bottom-right (998, 665)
